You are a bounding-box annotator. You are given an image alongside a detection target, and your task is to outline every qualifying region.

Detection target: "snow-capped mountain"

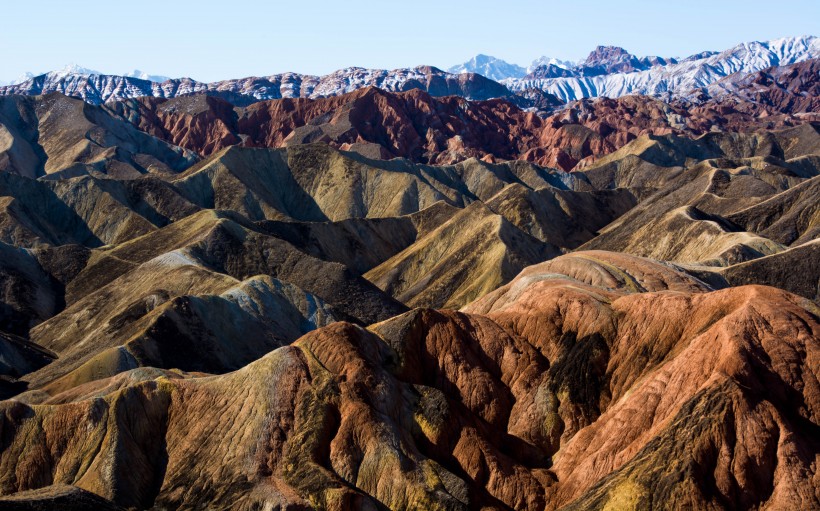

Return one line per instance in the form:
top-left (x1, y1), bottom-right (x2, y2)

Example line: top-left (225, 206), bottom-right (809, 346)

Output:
top-left (0, 65), bottom-right (517, 105)
top-left (12, 72), bottom-right (35, 85)
top-left (0, 65), bottom-right (167, 90)
top-left (448, 55), bottom-right (527, 81)
top-left (527, 56), bottom-right (575, 73)
top-left (0, 65), bottom-right (92, 87)
top-left (577, 46), bottom-right (677, 76)
top-left (0, 64), bottom-right (98, 88)
top-left (1, 36), bottom-right (817, 106)
top-left (1, 72), bottom-right (36, 87)
top-left (124, 70), bottom-right (171, 82)
top-left (522, 47), bottom-right (677, 80)
top-left (506, 36), bottom-right (820, 101)
top-left (51, 63), bottom-right (102, 78)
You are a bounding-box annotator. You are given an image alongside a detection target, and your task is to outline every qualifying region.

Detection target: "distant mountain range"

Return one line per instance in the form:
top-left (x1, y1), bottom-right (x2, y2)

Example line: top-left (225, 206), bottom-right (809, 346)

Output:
top-left (0, 65), bottom-right (526, 107)
top-left (0, 36), bottom-right (817, 106)
top-left (0, 27), bottom-right (819, 511)
top-left (505, 36), bottom-right (820, 101)
top-left (448, 48), bottom-right (675, 81)
top-left (0, 64), bottom-right (170, 88)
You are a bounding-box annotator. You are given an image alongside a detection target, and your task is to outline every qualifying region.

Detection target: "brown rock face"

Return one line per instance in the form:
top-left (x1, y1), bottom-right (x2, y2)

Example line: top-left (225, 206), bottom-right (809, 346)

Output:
top-left (0, 252), bottom-right (817, 510)
top-left (699, 58), bottom-right (820, 118)
top-left (0, 63), bottom-right (818, 510)
top-left (0, 94), bottom-right (198, 179)
top-left (109, 70), bottom-right (820, 172)
top-left (114, 87), bottom-right (551, 166)
top-left (109, 94), bottom-right (242, 155)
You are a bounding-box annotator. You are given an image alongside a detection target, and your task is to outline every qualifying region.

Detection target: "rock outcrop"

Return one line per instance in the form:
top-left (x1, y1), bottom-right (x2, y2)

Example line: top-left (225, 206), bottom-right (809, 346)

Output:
top-left (0, 67), bottom-right (817, 510)
top-left (0, 252), bottom-right (816, 510)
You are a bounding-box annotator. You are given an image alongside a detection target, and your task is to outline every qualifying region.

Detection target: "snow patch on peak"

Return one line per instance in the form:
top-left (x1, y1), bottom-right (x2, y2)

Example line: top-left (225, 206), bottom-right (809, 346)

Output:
top-left (448, 55), bottom-right (527, 81)
top-left (11, 72), bottom-right (35, 85)
top-left (53, 64), bottom-right (102, 78)
top-left (528, 56), bottom-right (575, 73)
top-left (124, 70), bottom-right (171, 82)
top-left (508, 35), bottom-right (820, 102)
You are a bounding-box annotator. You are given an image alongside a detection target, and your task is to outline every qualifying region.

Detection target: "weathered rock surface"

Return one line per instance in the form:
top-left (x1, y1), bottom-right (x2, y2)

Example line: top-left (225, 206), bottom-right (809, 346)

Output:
top-left (0, 94), bottom-right (197, 179)
top-left (0, 70), bottom-right (817, 511)
top-left (0, 252), bottom-right (816, 510)
top-left (580, 126), bottom-right (820, 269)
top-left (117, 85), bottom-right (820, 171)
top-left (0, 484), bottom-right (123, 510)
top-left (697, 240), bottom-right (820, 303)
top-left (365, 201), bottom-right (558, 309)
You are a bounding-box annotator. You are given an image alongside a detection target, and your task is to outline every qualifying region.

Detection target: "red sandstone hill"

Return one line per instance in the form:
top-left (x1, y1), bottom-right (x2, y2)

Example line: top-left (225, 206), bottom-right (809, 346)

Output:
top-left (0, 252), bottom-right (817, 510)
top-left (0, 57), bottom-right (818, 510)
top-left (107, 65), bottom-right (820, 171)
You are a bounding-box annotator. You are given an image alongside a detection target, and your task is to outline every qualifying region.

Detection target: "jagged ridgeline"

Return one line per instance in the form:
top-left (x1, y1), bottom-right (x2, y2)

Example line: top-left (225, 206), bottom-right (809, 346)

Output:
top-left (0, 53), bottom-right (818, 510)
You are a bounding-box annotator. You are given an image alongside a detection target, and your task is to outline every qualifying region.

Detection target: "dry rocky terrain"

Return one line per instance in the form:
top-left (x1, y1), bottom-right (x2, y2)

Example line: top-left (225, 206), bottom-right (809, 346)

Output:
top-left (0, 79), bottom-right (817, 510)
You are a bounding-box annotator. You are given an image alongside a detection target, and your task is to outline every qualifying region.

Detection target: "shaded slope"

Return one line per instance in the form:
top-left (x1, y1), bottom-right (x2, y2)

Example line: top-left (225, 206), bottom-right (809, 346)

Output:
top-left (365, 202), bottom-right (559, 309)
top-left (259, 201), bottom-right (459, 274)
top-left (62, 210), bottom-right (406, 324)
top-left (23, 253), bottom-right (339, 397)
top-left (708, 240), bottom-right (820, 303)
top-left (0, 485), bottom-right (123, 511)
top-left (0, 253), bottom-right (816, 510)
top-left (0, 93), bottom-right (197, 179)
top-left (580, 129), bottom-right (820, 265)
top-left (726, 174), bottom-right (820, 245)
top-left (0, 171), bottom-right (200, 248)
top-left (485, 183), bottom-right (637, 246)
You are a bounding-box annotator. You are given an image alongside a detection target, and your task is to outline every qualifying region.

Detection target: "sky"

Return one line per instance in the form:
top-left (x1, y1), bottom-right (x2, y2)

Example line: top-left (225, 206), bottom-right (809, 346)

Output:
top-left (1, 0), bottom-right (818, 83)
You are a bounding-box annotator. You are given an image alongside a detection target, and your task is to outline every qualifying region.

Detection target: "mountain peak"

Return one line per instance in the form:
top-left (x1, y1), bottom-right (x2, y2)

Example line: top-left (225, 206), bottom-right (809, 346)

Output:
top-left (124, 70), bottom-right (171, 82)
top-left (54, 63), bottom-right (101, 77)
top-left (583, 46), bottom-right (637, 69)
top-left (448, 55), bottom-right (526, 81)
top-left (527, 56), bottom-right (575, 73)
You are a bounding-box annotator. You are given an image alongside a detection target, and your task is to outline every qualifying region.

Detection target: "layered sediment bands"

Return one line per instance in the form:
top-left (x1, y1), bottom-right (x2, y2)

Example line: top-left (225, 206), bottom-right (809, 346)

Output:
top-left (0, 252), bottom-right (817, 510)
top-left (0, 94), bottom-right (197, 179)
top-left (365, 201), bottom-right (559, 309)
top-left (112, 87), bottom-right (551, 166)
top-left (0, 485), bottom-right (125, 510)
top-left (105, 73), bottom-right (820, 171)
top-left (0, 75), bottom-right (818, 510)
top-left (579, 125), bottom-right (820, 273)
top-left (169, 142), bottom-right (587, 223)
top-left (465, 253), bottom-right (820, 509)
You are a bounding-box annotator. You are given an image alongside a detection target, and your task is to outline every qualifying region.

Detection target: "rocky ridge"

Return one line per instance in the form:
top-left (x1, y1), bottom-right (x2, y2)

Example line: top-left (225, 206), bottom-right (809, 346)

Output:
top-left (0, 55), bottom-right (817, 511)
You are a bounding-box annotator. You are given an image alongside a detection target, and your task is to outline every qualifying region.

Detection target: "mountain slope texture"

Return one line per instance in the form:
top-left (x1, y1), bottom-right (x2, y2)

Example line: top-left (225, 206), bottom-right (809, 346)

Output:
top-left (0, 36), bottom-right (818, 511)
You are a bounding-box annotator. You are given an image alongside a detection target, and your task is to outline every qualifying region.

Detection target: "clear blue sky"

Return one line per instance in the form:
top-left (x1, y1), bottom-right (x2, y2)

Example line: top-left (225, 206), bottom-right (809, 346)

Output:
top-left (2, 0), bottom-right (818, 82)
